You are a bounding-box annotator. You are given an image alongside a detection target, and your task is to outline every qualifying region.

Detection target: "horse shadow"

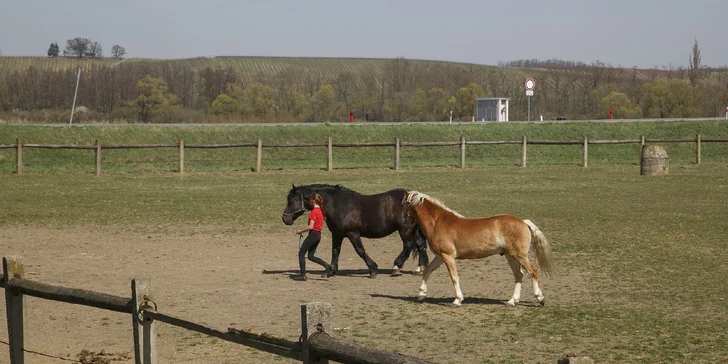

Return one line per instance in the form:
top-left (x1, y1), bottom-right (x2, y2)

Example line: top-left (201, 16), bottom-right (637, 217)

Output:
top-left (369, 293), bottom-right (532, 306)
top-left (262, 268), bottom-right (421, 280)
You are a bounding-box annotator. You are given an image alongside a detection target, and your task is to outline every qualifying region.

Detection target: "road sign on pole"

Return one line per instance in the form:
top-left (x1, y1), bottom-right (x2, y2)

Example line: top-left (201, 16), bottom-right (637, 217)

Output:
top-left (525, 78), bottom-right (535, 91)
top-left (525, 78), bottom-right (535, 121)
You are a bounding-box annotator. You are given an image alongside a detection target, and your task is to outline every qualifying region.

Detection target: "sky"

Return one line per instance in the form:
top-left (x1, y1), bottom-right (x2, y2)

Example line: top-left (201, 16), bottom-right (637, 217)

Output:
top-left (0, 0), bottom-right (726, 68)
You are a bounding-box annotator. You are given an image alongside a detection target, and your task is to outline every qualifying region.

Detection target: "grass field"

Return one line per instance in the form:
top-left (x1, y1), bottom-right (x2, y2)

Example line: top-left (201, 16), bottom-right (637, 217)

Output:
top-left (1, 161), bottom-right (727, 362)
top-left (1, 120), bottom-right (727, 175)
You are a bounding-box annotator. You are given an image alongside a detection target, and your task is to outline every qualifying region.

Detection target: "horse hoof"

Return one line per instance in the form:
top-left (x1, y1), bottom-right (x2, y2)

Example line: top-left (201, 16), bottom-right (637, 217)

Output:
top-left (452, 300), bottom-right (462, 307)
top-left (368, 271), bottom-right (378, 279)
top-left (505, 300), bottom-right (516, 308)
top-left (417, 295), bottom-right (426, 302)
top-left (539, 298), bottom-right (546, 306)
top-left (323, 266), bottom-right (336, 278)
top-left (390, 269), bottom-right (402, 277)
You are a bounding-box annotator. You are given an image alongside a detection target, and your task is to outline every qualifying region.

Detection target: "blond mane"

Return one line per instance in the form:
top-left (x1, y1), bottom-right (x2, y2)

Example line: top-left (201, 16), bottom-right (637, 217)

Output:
top-left (405, 191), bottom-right (464, 218)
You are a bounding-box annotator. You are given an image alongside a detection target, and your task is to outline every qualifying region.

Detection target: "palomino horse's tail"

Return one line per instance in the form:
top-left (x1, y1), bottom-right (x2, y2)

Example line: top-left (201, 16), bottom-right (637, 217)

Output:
top-left (523, 219), bottom-right (556, 276)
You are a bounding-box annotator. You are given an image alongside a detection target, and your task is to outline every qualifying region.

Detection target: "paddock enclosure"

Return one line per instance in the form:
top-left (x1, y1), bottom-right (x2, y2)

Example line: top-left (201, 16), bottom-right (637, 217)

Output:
top-left (1, 164), bottom-right (727, 363)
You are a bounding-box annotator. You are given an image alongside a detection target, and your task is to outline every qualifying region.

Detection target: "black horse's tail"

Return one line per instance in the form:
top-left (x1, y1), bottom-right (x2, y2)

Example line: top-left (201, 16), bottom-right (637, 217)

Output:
top-left (410, 223), bottom-right (427, 262)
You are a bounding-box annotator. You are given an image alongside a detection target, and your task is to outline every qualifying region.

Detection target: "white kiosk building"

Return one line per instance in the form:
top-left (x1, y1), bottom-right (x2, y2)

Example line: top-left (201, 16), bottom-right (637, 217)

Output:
top-left (476, 97), bottom-right (510, 122)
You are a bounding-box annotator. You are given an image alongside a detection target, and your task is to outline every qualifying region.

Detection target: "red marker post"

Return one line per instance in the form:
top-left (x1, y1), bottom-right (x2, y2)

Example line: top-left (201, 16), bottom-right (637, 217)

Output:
top-left (609, 108), bottom-right (613, 120)
top-left (349, 110), bottom-right (354, 123)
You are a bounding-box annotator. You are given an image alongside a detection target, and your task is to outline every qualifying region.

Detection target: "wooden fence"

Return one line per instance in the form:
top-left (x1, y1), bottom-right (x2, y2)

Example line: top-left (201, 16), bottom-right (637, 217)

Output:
top-left (2, 135), bottom-right (727, 175)
top-left (1, 256), bottom-right (433, 364)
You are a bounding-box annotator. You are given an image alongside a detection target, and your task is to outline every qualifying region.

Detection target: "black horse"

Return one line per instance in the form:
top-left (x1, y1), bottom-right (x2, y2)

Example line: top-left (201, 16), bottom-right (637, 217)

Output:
top-left (281, 184), bottom-right (429, 278)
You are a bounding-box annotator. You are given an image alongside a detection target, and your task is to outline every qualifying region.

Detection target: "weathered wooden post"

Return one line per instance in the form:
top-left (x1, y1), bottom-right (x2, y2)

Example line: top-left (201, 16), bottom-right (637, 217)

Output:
top-left (327, 137), bottom-right (333, 172)
top-left (178, 139), bottom-right (185, 174)
top-left (132, 278), bottom-right (157, 364)
top-left (255, 139), bottom-right (263, 173)
top-left (95, 139), bottom-right (102, 176)
top-left (696, 134), bottom-right (701, 165)
top-left (3, 256), bottom-right (25, 364)
top-left (394, 138), bottom-right (400, 170)
top-left (582, 137), bottom-right (588, 168)
top-left (301, 302), bottom-right (332, 364)
top-left (15, 138), bottom-right (22, 176)
top-left (639, 135), bottom-right (645, 161)
top-left (459, 136), bottom-right (466, 169)
top-left (521, 136), bottom-right (527, 167)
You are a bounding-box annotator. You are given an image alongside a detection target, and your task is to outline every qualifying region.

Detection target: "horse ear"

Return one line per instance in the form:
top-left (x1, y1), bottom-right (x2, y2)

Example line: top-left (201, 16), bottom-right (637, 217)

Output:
top-left (292, 183), bottom-right (296, 189)
top-left (417, 187), bottom-right (421, 192)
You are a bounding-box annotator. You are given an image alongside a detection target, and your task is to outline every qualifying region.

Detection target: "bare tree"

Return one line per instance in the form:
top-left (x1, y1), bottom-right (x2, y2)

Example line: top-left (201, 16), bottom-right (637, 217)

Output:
top-left (87, 42), bottom-right (103, 58)
top-left (688, 38), bottom-right (702, 85)
top-left (111, 45), bottom-right (126, 59)
top-left (65, 37), bottom-right (91, 58)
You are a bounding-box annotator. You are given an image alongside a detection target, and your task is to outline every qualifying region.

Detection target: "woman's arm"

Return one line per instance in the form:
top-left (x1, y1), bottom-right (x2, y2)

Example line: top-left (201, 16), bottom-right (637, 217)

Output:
top-left (296, 219), bottom-right (316, 235)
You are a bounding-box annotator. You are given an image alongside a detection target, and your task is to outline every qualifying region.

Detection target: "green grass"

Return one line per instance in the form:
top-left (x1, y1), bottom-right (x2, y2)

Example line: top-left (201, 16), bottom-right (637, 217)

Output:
top-left (1, 163), bottom-right (727, 362)
top-left (1, 121), bottom-right (727, 175)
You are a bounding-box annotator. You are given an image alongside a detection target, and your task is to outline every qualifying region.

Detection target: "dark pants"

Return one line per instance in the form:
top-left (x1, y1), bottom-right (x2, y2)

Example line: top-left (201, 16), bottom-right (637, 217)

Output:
top-left (298, 230), bottom-right (330, 275)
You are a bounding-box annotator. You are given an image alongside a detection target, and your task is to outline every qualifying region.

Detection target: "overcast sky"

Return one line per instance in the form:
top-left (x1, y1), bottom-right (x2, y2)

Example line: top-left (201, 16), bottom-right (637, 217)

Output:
top-left (1, 0), bottom-right (725, 68)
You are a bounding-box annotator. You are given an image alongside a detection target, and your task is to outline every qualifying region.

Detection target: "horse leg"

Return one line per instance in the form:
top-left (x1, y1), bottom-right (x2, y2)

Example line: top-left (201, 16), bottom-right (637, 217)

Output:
top-left (418, 255), bottom-right (443, 301)
top-left (512, 254), bottom-right (545, 306)
top-left (504, 254), bottom-right (525, 307)
top-left (329, 234), bottom-right (344, 277)
top-left (414, 226), bottom-right (429, 275)
top-left (440, 254), bottom-right (464, 306)
top-left (347, 233), bottom-right (379, 278)
top-left (391, 237), bottom-right (412, 277)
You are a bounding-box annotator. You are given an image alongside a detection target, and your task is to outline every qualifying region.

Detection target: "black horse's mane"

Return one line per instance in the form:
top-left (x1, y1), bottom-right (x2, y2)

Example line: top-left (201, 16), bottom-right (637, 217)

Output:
top-left (290, 183), bottom-right (357, 196)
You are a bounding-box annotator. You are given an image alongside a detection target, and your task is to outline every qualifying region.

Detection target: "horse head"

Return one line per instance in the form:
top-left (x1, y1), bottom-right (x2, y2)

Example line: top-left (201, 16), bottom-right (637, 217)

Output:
top-left (402, 189), bottom-right (419, 224)
top-left (282, 184), bottom-right (312, 225)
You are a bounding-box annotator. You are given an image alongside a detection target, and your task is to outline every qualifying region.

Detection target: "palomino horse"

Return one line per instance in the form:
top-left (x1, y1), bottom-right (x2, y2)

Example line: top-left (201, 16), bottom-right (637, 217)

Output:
top-left (403, 190), bottom-right (556, 306)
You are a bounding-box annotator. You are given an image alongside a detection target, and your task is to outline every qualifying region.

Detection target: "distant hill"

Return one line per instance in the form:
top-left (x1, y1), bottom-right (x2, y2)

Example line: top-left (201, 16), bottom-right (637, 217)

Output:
top-left (0, 55), bottom-right (657, 85)
top-left (3, 55), bottom-right (714, 123)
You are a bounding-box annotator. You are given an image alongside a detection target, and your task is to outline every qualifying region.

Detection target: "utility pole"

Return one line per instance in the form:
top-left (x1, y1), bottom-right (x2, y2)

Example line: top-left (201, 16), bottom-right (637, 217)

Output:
top-left (69, 67), bottom-right (81, 125)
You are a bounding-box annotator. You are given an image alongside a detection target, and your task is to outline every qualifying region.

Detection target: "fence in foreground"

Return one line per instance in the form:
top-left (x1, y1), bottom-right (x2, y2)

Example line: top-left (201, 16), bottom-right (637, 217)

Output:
top-left (1, 256), bottom-right (432, 364)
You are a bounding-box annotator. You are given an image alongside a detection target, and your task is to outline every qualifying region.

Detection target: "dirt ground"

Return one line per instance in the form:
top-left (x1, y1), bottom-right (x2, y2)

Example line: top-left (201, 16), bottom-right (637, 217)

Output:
top-left (0, 224), bottom-right (585, 364)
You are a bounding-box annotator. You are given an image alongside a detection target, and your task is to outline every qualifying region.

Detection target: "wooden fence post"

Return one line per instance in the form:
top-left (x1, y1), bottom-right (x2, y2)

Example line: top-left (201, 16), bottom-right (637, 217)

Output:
top-left (178, 139), bottom-right (184, 174)
top-left (696, 134), bottom-right (701, 165)
top-left (394, 138), bottom-right (400, 170)
top-left (95, 139), bottom-right (102, 176)
top-left (459, 136), bottom-right (466, 169)
top-left (327, 137), bottom-right (333, 172)
top-left (3, 256), bottom-right (25, 364)
top-left (640, 135), bottom-right (645, 161)
top-left (15, 138), bottom-right (22, 176)
top-left (582, 137), bottom-right (588, 168)
top-left (521, 136), bottom-right (527, 167)
top-left (132, 278), bottom-right (157, 364)
top-left (255, 139), bottom-right (263, 173)
top-left (301, 302), bottom-right (332, 364)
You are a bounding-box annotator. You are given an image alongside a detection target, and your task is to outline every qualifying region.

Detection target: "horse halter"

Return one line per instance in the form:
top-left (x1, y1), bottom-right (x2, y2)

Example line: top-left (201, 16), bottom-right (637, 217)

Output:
top-left (282, 192), bottom-right (307, 217)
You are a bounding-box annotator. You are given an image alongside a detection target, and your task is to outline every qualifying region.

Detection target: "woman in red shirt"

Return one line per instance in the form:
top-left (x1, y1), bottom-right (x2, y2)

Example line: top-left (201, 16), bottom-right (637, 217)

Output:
top-left (293, 193), bottom-right (334, 281)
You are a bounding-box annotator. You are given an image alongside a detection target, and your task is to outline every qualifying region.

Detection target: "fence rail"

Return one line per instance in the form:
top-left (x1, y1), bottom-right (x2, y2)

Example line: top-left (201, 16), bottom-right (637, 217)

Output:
top-left (1, 256), bottom-right (433, 364)
top-left (3, 135), bottom-right (724, 175)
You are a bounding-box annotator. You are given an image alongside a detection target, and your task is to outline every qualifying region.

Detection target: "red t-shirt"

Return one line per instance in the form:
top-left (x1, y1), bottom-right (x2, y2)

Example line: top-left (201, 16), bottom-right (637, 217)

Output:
top-left (308, 207), bottom-right (324, 232)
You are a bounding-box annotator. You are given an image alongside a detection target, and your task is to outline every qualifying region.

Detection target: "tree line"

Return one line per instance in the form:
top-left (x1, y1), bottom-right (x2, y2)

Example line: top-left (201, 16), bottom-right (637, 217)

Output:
top-left (46, 37), bottom-right (126, 59)
top-left (1, 43), bottom-right (726, 123)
